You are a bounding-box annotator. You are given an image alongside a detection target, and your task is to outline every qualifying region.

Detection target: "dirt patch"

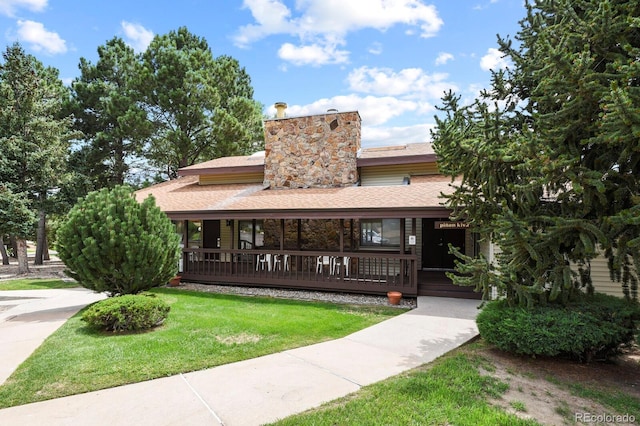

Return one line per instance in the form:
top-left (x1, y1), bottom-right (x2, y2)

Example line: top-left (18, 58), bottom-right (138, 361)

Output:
top-left (477, 343), bottom-right (640, 425)
top-left (215, 332), bottom-right (262, 345)
top-left (0, 260), bottom-right (68, 281)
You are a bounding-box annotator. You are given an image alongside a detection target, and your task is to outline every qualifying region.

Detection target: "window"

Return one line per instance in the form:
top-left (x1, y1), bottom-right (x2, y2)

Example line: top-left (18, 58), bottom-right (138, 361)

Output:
top-left (238, 220), bottom-right (264, 249)
top-left (172, 220), bottom-right (185, 246)
top-left (360, 219), bottom-right (400, 248)
top-left (187, 220), bottom-right (201, 248)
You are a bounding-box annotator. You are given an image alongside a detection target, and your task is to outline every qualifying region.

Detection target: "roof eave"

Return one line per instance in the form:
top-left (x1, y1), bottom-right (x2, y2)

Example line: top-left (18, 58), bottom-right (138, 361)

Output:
top-left (357, 153), bottom-right (437, 167)
top-left (164, 206), bottom-right (450, 221)
top-left (178, 164), bottom-right (265, 177)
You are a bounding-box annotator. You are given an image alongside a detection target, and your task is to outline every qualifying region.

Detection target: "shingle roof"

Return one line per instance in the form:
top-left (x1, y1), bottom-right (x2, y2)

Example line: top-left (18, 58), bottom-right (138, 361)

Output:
top-left (177, 142), bottom-right (435, 176)
top-left (135, 173), bottom-right (459, 218)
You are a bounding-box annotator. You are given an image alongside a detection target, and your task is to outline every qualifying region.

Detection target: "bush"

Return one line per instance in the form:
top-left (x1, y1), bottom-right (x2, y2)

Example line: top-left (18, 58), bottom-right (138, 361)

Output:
top-left (56, 186), bottom-right (180, 296)
top-left (82, 294), bottom-right (170, 332)
top-left (477, 293), bottom-right (640, 361)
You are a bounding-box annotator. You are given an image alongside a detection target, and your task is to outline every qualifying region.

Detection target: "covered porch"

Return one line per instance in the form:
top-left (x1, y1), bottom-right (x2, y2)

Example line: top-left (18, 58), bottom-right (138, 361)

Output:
top-left (172, 213), bottom-right (427, 297)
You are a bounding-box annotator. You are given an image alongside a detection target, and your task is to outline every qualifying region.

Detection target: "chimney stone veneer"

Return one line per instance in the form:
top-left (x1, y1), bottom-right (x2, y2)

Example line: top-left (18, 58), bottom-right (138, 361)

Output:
top-left (263, 111), bottom-right (361, 189)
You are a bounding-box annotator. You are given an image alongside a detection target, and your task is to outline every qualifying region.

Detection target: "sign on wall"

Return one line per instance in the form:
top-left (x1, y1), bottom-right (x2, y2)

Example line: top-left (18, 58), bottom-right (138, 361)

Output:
top-left (434, 221), bottom-right (470, 230)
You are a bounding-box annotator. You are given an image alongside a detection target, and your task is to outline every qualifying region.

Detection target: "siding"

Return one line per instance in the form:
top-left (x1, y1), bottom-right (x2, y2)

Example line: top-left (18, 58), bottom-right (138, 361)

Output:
top-left (589, 255), bottom-right (634, 298)
top-left (199, 172), bottom-right (264, 185)
top-left (360, 163), bottom-right (439, 186)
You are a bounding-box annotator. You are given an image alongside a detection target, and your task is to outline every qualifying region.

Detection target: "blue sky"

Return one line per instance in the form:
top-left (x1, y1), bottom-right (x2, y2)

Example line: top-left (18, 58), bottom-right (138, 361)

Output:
top-left (0, 0), bottom-right (524, 148)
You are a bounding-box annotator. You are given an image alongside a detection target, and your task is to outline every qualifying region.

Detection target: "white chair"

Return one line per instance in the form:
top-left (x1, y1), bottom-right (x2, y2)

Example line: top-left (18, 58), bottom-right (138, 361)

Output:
top-left (256, 253), bottom-right (272, 271)
top-left (273, 254), bottom-right (290, 271)
top-left (332, 256), bottom-right (350, 276)
top-left (316, 256), bottom-right (331, 273)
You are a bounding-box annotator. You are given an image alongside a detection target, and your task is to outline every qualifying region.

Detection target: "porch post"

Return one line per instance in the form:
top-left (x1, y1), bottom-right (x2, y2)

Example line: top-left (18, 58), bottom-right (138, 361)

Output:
top-left (280, 219), bottom-right (285, 251)
top-left (411, 218), bottom-right (417, 291)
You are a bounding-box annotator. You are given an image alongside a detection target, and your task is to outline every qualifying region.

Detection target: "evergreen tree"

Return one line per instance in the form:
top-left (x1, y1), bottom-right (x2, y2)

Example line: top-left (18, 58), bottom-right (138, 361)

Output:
top-left (69, 37), bottom-right (152, 188)
top-left (0, 186), bottom-right (36, 272)
top-left (0, 43), bottom-right (72, 269)
top-left (56, 186), bottom-right (180, 296)
top-left (432, 0), bottom-right (640, 306)
top-left (136, 27), bottom-right (263, 179)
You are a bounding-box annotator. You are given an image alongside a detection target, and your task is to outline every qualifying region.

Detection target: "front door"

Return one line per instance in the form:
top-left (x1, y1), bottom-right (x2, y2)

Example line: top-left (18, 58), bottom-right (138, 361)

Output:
top-left (203, 220), bottom-right (221, 259)
top-left (422, 218), bottom-right (466, 269)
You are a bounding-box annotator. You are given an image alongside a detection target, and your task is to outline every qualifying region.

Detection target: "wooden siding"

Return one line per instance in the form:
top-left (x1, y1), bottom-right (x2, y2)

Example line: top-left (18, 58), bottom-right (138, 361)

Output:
top-left (199, 172), bottom-right (264, 185)
top-left (359, 163), bottom-right (439, 186)
top-left (589, 255), bottom-right (633, 298)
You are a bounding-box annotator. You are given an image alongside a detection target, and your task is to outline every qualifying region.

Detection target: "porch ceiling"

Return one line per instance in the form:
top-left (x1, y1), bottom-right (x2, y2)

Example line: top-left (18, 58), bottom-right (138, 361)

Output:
top-left (135, 174), bottom-right (459, 220)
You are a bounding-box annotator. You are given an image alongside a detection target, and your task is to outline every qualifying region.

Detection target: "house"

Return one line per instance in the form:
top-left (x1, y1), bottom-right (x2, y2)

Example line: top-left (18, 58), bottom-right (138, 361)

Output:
top-left (135, 104), bottom-right (629, 300)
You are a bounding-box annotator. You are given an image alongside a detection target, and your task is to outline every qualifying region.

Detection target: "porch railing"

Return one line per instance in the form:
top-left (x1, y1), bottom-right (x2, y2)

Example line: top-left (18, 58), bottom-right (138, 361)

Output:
top-left (180, 248), bottom-right (418, 296)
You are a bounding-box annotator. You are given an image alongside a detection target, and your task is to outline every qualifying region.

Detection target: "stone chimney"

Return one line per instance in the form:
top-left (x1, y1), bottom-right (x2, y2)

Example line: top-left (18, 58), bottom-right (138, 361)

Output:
top-left (263, 106), bottom-right (361, 189)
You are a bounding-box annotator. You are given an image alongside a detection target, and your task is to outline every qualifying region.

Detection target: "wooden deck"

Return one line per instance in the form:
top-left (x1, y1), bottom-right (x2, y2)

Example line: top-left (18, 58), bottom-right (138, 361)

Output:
top-left (180, 248), bottom-right (418, 296)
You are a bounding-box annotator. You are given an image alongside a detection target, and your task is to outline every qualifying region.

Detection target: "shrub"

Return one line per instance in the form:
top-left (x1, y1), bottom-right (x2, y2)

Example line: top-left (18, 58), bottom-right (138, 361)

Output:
top-left (56, 186), bottom-right (180, 296)
top-left (477, 293), bottom-right (640, 361)
top-left (82, 294), bottom-right (170, 332)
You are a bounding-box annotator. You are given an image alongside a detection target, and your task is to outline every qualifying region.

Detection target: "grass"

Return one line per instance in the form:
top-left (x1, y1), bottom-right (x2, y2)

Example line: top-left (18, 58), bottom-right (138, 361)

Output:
top-left (0, 287), bottom-right (402, 408)
top-left (269, 343), bottom-right (540, 426)
top-left (0, 278), bottom-right (79, 290)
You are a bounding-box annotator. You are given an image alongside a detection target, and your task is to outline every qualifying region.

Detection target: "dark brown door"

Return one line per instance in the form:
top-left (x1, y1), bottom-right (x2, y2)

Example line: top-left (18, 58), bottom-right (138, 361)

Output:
top-left (422, 218), bottom-right (465, 269)
top-left (203, 220), bottom-right (221, 259)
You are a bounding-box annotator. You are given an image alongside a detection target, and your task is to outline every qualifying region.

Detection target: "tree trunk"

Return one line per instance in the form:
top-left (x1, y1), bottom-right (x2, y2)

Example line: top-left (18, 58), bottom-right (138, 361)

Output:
top-left (16, 238), bottom-right (29, 274)
top-left (0, 236), bottom-right (9, 265)
top-left (9, 236), bottom-right (18, 259)
top-left (44, 234), bottom-right (50, 261)
top-left (34, 209), bottom-right (46, 265)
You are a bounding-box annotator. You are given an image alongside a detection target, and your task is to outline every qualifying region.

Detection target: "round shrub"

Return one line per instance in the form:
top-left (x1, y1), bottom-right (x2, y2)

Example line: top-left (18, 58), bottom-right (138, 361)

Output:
top-left (56, 185), bottom-right (180, 296)
top-left (477, 293), bottom-right (640, 361)
top-left (82, 294), bottom-right (170, 332)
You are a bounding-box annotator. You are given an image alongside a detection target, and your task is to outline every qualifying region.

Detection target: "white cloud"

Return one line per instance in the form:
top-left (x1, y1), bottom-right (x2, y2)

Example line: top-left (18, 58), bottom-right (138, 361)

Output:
top-left (121, 21), bottom-right (154, 53)
top-left (435, 52), bottom-right (453, 66)
top-left (235, 0), bottom-right (443, 66)
top-left (0, 0), bottom-right (47, 17)
top-left (363, 123), bottom-right (434, 147)
top-left (270, 94), bottom-right (417, 127)
top-left (278, 41), bottom-right (349, 66)
top-left (16, 20), bottom-right (66, 54)
top-left (347, 66), bottom-right (458, 100)
top-left (368, 42), bottom-right (383, 55)
top-left (480, 47), bottom-right (511, 71)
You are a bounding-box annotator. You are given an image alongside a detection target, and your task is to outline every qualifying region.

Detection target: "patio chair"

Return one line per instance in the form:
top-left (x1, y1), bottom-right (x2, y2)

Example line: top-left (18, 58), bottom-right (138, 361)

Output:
top-left (273, 254), bottom-right (290, 271)
top-left (316, 256), bottom-right (331, 274)
top-left (256, 253), bottom-right (272, 271)
top-left (332, 256), bottom-right (350, 276)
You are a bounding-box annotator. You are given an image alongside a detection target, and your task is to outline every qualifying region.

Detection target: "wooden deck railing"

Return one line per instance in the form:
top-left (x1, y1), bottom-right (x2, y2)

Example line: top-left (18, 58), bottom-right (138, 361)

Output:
top-left (180, 248), bottom-right (418, 296)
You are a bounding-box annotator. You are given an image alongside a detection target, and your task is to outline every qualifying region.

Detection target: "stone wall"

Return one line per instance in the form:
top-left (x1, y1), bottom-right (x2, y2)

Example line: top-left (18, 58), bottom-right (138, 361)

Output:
top-left (263, 111), bottom-right (361, 189)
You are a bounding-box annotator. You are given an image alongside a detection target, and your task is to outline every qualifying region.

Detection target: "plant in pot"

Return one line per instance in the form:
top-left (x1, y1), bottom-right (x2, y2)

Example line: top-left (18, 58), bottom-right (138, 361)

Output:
top-left (169, 275), bottom-right (182, 287)
top-left (387, 291), bottom-right (402, 305)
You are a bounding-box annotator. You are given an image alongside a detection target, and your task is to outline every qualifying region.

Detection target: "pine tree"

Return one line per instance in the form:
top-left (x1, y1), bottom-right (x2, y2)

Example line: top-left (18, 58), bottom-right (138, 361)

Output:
top-left (56, 186), bottom-right (180, 296)
top-left (432, 0), bottom-right (640, 306)
top-left (136, 27), bottom-right (264, 179)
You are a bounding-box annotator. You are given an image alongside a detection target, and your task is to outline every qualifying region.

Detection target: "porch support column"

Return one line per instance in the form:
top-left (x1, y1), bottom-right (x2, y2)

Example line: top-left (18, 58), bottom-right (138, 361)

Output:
top-left (411, 218), bottom-right (417, 290)
top-left (280, 219), bottom-right (285, 251)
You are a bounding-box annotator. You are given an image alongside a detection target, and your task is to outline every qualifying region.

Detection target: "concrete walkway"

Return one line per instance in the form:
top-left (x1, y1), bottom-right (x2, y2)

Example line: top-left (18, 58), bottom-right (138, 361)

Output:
top-left (0, 290), bottom-right (480, 426)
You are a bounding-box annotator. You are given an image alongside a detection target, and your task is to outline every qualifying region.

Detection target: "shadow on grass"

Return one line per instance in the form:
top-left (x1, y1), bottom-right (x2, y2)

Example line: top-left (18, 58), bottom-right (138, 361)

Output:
top-left (0, 279), bottom-right (80, 290)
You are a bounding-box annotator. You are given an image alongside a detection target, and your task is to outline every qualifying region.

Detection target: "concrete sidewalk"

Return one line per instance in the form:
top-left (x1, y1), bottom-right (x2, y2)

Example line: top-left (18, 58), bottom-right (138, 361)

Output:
top-left (0, 291), bottom-right (480, 426)
top-left (0, 288), bottom-right (106, 384)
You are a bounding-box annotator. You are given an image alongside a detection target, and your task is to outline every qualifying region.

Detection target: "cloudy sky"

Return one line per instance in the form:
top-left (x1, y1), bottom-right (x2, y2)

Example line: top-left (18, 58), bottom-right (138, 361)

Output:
top-left (0, 0), bottom-right (524, 148)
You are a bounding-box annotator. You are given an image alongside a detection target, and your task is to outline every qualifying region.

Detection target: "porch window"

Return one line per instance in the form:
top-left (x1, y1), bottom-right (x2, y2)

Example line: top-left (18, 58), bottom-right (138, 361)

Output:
top-left (360, 219), bottom-right (400, 248)
top-left (238, 220), bottom-right (264, 249)
top-left (187, 220), bottom-right (201, 248)
top-left (172, 220), bottom-right (185, 246)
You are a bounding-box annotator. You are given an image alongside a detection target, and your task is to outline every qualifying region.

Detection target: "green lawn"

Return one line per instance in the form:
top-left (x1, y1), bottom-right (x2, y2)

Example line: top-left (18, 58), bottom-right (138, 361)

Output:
top-left (0, 287), bottom-right (402, 408)
top-left (270, 345), bottom-right (540, 426)
top-left (0, 278), bottom-right (79, 290)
